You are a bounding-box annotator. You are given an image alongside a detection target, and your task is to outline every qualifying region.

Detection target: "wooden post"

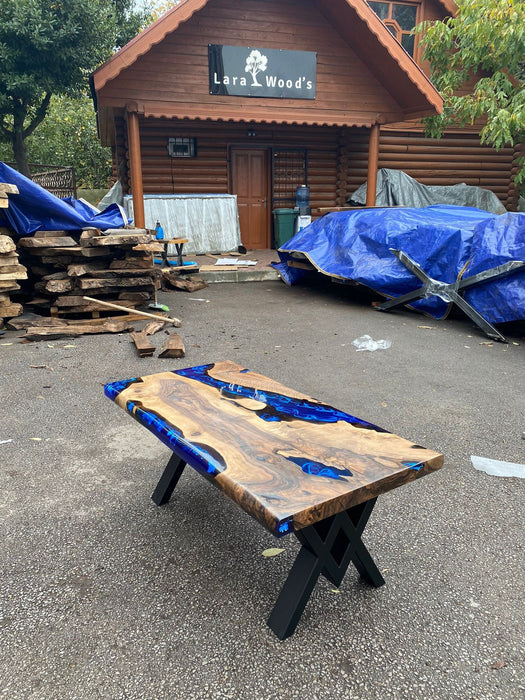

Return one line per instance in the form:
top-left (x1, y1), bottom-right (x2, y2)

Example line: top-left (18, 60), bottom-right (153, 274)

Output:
top-left (366, 124), bottom-right (381, 207)
top-left (127, 108), bottom-right (145, 228)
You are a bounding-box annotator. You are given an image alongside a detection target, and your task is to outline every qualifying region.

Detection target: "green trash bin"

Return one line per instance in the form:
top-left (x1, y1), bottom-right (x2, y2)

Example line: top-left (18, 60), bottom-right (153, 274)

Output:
top-left (273, 208), bottom-right (298, 248)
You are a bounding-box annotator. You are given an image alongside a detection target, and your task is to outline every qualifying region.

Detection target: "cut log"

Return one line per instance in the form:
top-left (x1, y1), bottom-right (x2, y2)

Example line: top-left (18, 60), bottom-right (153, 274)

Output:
top-left (77, 268), bottom-right (157, 279)
top-left (55, 295), bottom-right (137, 311)
top-left (42, 270), bottom-right (69, 281)
top-left (110, 256), bottom-right (154, 270)
top-left (67, 262), bottom-right (106, 277)
top-left (104, 228), bottom-right (149, 235)
top-left (0, 254), bottom-right (19, 267)
top-left (0, 266), bottom-right (28, 280)
top-left (27, 246), bottom-right (84, 256)
top-left (0, 235), bottom-right (16, 254)
top-left (80, 233), bottom-right (151, 247)
top-left (7, 314), bottom-right (62, 330)
top-left (0, 302), bottom-right (23, 318)
top-left (130, 331), bottom-right (155, 357)
top-left (143, 319), bottom-right (166, 335)
top-left (34, 230), bottom-right (67, 238)
top-left (118, 291), bottom-right (150, 301)
top-left (80, 247), bottom-right (115, 258)
top-left (163, 272), bottom-right (208, 292)
top-left (75, 284), bottom-right (154, 297)
top-left (0, 280), bottom-right (20, 291)
top-left (45, 278), bottom-right (74, 294)
top-left (18, 236), bottom-right (78, 248)
top-left (0, 183), bottom-right (19, 195)
top-left (41, 256), bottom-right (74, 265)
top-left (78, 276), bottom-right (156, 290)
top-left (132, 242), bottom-right (164, 253)
top-left (158, 333), bottom-right (185, 358)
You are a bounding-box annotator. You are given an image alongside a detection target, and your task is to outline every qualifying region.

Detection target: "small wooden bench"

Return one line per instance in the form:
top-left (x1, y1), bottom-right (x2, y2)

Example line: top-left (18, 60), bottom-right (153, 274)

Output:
top-left (105, 361), bottom-right (444, 639)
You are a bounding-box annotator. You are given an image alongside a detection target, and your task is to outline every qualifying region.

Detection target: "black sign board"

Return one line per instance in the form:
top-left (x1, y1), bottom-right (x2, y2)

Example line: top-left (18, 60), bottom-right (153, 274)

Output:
top-left (209, 45), bottom-right (316, 99)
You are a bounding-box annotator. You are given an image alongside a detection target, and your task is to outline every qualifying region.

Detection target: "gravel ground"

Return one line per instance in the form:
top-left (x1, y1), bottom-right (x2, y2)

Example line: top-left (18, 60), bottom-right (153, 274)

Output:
top-left (1, 279), bottom-right (524, 700)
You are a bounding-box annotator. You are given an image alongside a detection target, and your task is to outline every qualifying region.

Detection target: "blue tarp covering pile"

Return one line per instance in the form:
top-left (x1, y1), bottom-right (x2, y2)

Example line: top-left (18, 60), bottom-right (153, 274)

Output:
top-left (274, 205), bottom-right (525, 324)
top-left (0, 162), bottom-right (128, 235)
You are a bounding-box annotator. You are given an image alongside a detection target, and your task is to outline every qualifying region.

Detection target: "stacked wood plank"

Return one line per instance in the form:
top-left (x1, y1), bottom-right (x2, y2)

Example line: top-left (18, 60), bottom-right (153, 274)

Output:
top-left (17, 228), bottom-right (163, 318)
top-left (0, 231), bottom-right (28, 319)
top-left (0, 182), bottom-right (19, 209)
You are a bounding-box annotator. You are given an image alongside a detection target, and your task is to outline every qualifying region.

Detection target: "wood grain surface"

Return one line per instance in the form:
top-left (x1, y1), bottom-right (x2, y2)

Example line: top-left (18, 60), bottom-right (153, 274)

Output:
top-left (106, 362), bottom-right (444, 536)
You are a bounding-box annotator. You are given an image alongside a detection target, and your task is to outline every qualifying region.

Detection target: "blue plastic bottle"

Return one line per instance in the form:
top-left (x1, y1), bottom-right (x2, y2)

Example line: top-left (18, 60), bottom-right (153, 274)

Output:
top-left (155, 220), bottom-right (164, 240)
top-left (296, 185), bottom-right (310, 209)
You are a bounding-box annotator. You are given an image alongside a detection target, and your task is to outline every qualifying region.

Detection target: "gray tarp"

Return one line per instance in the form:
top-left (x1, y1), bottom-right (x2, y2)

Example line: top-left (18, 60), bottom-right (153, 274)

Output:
top-left (348, 168), bottom-right (507, 215)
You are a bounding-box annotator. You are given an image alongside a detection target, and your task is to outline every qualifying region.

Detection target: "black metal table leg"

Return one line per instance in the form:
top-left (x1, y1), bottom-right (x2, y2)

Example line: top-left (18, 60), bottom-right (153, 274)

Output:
top-left (151, 453), bottom-right (187, 506)
top-left (174, 242), bottom-right (184, 267)
top-left (267, 498), bottom-right (384, 640)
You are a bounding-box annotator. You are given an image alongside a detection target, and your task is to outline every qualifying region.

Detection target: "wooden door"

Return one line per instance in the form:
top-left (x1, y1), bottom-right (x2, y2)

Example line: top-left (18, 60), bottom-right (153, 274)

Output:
top-left (231, 148), bottom-right (270, 249)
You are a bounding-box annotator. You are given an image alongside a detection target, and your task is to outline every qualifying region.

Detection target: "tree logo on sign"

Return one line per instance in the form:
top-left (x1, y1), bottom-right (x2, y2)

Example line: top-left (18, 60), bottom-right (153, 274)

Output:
top-left (245, 50), bottom-right (268, 87)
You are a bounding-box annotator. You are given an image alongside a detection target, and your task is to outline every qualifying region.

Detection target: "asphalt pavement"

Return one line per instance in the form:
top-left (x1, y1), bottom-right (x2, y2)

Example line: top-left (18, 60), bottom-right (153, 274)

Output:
top-left (1, 278), bottom-right (524, 700)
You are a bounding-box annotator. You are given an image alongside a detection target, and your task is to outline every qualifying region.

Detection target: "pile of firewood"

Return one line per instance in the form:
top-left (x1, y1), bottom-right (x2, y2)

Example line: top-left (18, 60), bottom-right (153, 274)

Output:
top-left (0, 231), bottom-right (28, 320)
top-left (17, 227), bottom-right (163, 318)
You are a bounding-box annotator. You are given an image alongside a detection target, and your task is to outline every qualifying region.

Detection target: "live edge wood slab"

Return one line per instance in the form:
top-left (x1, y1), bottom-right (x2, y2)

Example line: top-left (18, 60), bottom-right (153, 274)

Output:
top-left (105, 361), bottom-right (444, 638)
top-left (105, 361), bottom-right (443, 537)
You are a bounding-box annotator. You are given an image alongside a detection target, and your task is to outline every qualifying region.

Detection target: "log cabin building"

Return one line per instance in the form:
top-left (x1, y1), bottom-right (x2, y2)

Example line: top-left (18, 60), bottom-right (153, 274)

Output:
top-left (92, 0), bottom-right (521, 250)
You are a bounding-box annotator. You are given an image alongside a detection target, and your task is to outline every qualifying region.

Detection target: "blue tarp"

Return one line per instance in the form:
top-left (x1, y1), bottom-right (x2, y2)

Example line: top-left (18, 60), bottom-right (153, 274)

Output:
top-left (274, 205), bottom-right (525, 324)
top-left (0, 162), bottom-right (128, 235)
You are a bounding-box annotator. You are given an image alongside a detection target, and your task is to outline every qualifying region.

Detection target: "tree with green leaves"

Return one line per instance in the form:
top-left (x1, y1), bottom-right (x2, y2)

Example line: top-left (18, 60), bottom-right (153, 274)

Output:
top-left (419, 0), bottom-right (525, 181)
top-left (0, 0), bottom-right (150, 177)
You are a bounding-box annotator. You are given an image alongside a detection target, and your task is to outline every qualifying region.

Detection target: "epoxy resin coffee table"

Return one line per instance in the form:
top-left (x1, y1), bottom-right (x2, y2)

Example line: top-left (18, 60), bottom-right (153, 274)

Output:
top-left (105, 362), bottom-right (444, 639)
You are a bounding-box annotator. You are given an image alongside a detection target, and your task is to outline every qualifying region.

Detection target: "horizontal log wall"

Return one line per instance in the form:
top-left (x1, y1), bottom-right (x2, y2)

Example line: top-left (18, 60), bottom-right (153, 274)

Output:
top-left (120, 119), bottom-right (339, 211)
top-left (345, 129), bottom-right (520, 210)
top-left (112, 119), bottom-right (519, 214)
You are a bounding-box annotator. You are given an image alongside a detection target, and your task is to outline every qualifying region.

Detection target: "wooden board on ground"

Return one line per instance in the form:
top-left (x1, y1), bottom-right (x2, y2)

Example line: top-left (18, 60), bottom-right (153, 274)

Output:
top-left (24, 319), bottom-right (133, 340)
top-left (131, 331), bottom-right (156, 357)
top-left (162, 273), bottom-right (208, 292)
top-left (143, 319), bottom-right (166, 335)
top-left (158, 333), bottom-right (185, 358)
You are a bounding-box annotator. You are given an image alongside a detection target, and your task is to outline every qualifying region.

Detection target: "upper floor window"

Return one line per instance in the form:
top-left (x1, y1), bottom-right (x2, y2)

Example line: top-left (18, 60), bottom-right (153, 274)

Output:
top-left (368, 2), bottom-right (419, 57)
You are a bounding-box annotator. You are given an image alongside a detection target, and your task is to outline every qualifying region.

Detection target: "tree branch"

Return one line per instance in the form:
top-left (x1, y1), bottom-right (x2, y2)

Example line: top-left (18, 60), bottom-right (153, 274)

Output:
top-left (23, 93), bottom-right (52, 139)
top-left (0, 121), bottom-right (12, 140)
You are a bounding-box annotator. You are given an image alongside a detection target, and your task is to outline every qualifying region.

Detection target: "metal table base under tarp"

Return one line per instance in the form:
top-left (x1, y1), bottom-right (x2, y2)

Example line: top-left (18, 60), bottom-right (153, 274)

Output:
top-left (273, 205), bottom-right (525, 335)
top-left (376, 250), bottom-right (524, 342)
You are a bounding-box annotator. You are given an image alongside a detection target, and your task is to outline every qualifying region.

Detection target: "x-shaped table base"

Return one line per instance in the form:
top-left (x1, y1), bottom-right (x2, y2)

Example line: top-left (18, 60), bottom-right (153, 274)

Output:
top-left (151, 453), bottom-right (385, 640)
top-left (376, 249), bottom-right (525, 342)
top-left (268, 498), bottom-right (385, 639)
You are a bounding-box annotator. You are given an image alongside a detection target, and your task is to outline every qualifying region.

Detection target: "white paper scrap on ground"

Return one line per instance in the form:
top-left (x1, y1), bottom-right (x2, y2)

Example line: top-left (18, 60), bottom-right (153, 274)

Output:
top-left (471, 455), bottom-right (525, 478)
top-left (352, 335), bottom-right (391, 351)
top-left (215, 258), bottom-right (238, 265)
top-left (235, 260), bottom-right (257, 266)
